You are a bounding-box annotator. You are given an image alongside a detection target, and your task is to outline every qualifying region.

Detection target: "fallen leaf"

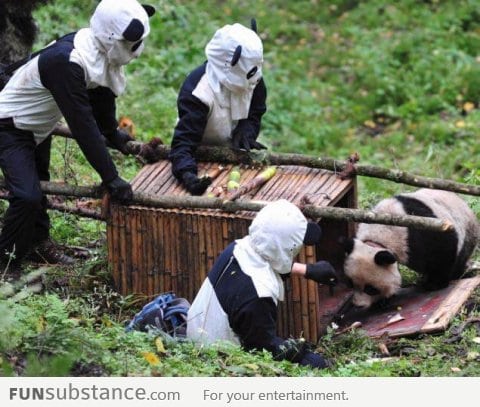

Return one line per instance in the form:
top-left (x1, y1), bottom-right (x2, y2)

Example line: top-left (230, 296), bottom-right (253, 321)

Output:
top-left (463, 102), bottom-right (475, 113)
top-left (451, 367), bottom-right (461, 373)
top-left (141, 351), bottom-right (160, 366)
top-left (118, 116), bottom-right (136, 137)
top-left (243, 363), bottom-right (259, 371)
top-left (467, 351), bottom-right (479, 360)
top-left (155, 337), bottom-right (166, 354)
top-left (36, 316), bottom-right (46, 333)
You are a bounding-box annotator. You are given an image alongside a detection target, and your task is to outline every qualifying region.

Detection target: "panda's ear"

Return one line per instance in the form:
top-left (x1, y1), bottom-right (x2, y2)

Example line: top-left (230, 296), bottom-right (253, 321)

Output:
top-left (374, 250), bottom-right (397, 266)
top-left (338, 237), bottom-right (354, 254)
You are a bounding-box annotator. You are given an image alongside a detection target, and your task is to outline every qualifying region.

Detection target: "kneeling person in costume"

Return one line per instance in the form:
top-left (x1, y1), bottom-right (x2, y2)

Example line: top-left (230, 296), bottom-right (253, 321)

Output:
top-left (187, 199), bottom-right (337, 369)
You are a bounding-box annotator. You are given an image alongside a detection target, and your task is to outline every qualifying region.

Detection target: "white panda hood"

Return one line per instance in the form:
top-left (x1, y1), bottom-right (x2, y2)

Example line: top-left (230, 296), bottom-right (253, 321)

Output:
top-left (233, 199), bottom-right (307, 303)
top-left (71, 0), bottom-right (153, 95)
top-left (205, 23), bottom-right (263, 120)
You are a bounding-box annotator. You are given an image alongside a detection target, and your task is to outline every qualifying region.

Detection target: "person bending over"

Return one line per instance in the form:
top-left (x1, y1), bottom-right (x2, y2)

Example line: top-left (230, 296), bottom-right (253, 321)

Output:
top-left (169, 21), bottom-right (267, 195)
top-left (0, 0), bottom-right (155, 267)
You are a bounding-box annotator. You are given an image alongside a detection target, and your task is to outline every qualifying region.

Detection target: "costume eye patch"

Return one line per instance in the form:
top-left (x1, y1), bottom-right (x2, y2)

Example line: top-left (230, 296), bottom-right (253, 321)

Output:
top-left (364, 284), bottom-right (380, 296)
top-left (131, 40), bottom-right (143, 52)
top-left (246, 66), bottom-right (258, 79)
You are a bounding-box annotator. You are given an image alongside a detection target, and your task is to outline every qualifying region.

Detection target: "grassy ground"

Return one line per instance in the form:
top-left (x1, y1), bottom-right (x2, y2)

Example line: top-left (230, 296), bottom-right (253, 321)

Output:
top-left (0, 0), bottom-right (479, 376)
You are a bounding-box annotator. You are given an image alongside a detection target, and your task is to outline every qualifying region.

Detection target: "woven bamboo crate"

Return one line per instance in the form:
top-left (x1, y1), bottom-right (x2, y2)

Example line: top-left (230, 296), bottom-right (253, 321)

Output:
top-left (107, 160), bottom-right (357, 342)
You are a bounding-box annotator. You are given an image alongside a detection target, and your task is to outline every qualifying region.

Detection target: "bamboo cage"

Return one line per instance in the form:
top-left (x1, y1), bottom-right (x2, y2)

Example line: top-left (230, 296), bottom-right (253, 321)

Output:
top-left (107, 160), bottom-right (357, 342)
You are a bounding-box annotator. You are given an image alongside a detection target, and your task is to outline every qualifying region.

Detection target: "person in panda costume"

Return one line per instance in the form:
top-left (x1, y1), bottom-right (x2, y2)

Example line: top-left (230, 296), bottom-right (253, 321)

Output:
top-left (343, 189), bottom-right (480, 309)
top-left (187, 199), bottom-right (338, 369)
top-left (0, 0), bottom-right (155, 267)
top-left (169, 22), bottom-right (267, 195)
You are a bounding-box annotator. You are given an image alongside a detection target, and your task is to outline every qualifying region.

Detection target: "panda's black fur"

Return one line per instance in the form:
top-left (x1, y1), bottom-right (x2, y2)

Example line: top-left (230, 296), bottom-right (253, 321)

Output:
top-left (343, 189), bottom-right (480, 308)
top-left (395, 195), bottom-right (461, 289)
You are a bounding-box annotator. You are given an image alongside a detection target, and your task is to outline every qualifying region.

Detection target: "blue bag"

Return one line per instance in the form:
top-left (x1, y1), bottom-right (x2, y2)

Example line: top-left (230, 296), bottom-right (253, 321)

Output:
top-left (125, 292), bottom-right (190, 336)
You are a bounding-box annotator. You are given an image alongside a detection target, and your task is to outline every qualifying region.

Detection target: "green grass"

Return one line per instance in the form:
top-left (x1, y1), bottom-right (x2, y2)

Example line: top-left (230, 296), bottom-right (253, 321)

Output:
top-left (0, 0), bottom-right (479, 377)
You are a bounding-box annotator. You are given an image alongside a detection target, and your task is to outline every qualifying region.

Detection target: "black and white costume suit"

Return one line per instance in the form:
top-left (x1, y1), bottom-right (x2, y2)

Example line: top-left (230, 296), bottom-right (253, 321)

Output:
top-left (187, 200), bottom-right (328, 369)
top-left (0, 0), bottom-right (154, 261)
top-left (169, 62), bottom-right (267, 179)
top-left (169, 23), bottom-right (267, 193)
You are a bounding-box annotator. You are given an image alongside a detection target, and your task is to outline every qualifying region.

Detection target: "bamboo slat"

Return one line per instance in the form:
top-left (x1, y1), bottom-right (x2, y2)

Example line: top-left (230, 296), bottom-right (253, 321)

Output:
top-left (152, 210), bottom-right (160, 294)
top-left (131, 209), bottom-right (139, 292)
top-left (158, 212), bottom-right (167, 294)
top-left (120, 206), bottom-right (130, 294)
top-left (143, 211), bottom-right (153, 296)
top-left (107, 206), bottom-right (115, 286)
top-left (169, 212), bottom-right (177, 293)
top-left (185, 213), bottom-right (195, 301)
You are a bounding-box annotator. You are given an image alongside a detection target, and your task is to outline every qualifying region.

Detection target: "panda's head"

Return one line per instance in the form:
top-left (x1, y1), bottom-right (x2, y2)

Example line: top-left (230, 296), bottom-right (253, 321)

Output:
top-left (343, 238), bottom-right (402, 309)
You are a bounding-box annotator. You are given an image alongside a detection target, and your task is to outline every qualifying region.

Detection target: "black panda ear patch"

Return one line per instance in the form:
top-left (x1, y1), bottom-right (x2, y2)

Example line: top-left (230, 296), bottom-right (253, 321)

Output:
top-left (251, 18), bottom-right (258, 33)
top-left (339, 237), bottom-right (354, 254)
top-left (142, 4), bottom-right (156, 17)
top-left (374, 250), bottom-right (397, 266)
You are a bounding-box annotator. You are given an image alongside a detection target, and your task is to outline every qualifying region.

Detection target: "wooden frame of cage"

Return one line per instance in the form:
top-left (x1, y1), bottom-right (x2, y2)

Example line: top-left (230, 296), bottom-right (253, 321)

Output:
top-left (107, 161), bottom-right (357, 343)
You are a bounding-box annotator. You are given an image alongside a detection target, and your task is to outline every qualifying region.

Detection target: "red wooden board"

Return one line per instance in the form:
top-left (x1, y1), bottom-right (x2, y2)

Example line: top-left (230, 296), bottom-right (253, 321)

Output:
top-left (334, 277), bottom-right (480, 338)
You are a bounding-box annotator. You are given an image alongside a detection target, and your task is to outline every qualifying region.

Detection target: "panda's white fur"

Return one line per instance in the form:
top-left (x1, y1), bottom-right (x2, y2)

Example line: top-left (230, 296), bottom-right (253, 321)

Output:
top-left (344, 189), bottom-right (480, 308)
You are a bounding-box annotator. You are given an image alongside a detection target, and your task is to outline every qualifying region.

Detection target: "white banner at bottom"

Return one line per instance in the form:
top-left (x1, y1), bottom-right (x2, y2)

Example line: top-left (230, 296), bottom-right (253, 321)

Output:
top-left (1, 376), bottom-right (478, 407)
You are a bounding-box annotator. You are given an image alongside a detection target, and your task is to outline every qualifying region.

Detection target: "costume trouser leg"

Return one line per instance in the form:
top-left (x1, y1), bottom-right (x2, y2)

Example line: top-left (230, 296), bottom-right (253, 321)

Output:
top-left (0, 128), bottom-right (46, 261)
top-left (32, 135), bottom-right (51, 244)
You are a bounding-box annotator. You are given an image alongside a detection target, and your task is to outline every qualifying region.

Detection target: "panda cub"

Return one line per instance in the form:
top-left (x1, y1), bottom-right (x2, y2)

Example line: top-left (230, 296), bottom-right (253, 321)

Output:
top-left (343, 189), bottom-right (480, 309)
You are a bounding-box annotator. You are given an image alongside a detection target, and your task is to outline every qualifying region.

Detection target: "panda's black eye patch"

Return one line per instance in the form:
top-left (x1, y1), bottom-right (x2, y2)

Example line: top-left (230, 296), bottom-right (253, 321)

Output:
top-left (364, 285), bottom-right (380, 296)
top-left (246, 66), bottom-right (258, 79)
top-left (131, 40), bottom-right (143, 52)
top-left (122, 19), bottom-right (144, 42)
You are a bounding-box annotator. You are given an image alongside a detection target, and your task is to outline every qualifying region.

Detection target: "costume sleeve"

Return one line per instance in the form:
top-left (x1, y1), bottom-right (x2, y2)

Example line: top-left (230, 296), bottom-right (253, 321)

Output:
top-left (169, 88), bottom-right (209, 180)
top-left (232, 77), bottom-right (267, 139)
top-left (88, 86), bottom-right (118, 136)
top-left (230, 297), bottom-right (283, 353)
top-left (231, 297), bottom-right (327, 369)
top-left (38, 52), bottom-right (118, 183)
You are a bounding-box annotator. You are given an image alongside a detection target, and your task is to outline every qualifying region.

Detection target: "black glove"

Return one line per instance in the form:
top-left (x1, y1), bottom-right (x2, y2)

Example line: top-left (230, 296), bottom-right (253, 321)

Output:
top-left (105, 129), bottom-right (134, 155)
top-left (305, 261), bottom-right (338, 286)
top-left (105, 176), bottom-right (133, 203)
top-left (232, 130), bottom-right (267, 152)
top-left (182, 172), bottom-right (212, 195)
top-left (275, 338), bottom-right (309, 363)
top-left (299, 352), bottom-right (331, 369)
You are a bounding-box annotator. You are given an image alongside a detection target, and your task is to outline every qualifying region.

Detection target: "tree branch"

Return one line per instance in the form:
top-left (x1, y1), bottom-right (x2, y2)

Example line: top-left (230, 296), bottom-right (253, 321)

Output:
top-left (0, 179), bottom-right (453, 232)
top-left (51, 126), bottom-right (479, 196)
